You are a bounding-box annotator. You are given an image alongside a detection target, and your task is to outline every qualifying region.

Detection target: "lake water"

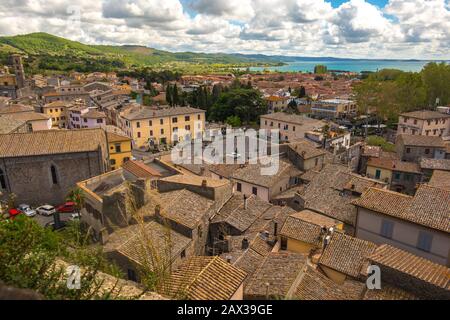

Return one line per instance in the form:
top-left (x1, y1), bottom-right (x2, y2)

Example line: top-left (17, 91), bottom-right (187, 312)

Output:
top-left (250, 59), bottom-right (448, 73)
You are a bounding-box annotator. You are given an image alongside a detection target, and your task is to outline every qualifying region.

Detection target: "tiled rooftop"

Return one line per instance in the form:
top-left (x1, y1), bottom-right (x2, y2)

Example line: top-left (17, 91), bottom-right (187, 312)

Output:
top-left (397, 134), bottom-right (445, 148)
top-left (0, 128), bottom-right (107, 158)
top-left (295, 266), bottom-right (366, 300)
top-left (162, 256), bottom-right (247, 300)
top-left (318, 232), bottom-right (378, 278)
top-left (400, 110), bottom-right (450, 120)
top-left (353, 185), bottom-right (450, 233)
top-left (245, 252), bottom-right (307, 299)
top-left (369, 244), bottom-right (450, 290)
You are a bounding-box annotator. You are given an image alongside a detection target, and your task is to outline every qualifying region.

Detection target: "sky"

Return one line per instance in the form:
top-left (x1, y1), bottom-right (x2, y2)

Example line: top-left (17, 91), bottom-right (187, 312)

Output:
top-left (0, 0), bottom-right (449, 59)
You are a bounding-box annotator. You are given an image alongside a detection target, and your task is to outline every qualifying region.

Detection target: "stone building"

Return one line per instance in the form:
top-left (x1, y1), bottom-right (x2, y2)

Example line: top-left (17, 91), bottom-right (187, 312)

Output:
top-left (396, 134), bottom-right (446, 162)
top-left (0, 129), bottom-right (109, 205)
top-left (397, 110), bottom-right (450, 138)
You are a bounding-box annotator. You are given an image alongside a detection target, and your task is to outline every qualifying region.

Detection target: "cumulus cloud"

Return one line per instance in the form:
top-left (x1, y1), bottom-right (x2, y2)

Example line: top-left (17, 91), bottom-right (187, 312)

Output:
top-left (0, 0), bottom-right (448, 59)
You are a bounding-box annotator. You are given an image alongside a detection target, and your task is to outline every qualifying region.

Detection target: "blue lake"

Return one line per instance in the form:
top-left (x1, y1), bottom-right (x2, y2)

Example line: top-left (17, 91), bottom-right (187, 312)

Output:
top-left (250, 59), bottom-right (448, 73)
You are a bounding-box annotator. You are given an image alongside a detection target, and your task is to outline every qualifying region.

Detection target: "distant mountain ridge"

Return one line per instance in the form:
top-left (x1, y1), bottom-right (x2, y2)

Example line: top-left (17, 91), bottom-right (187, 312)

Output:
top-left (0, 33), bottom-right (282, 72)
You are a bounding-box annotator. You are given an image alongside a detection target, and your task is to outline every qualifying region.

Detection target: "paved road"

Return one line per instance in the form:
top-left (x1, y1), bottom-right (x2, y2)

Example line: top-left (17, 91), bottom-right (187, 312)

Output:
top-left (32, 212), bottom-right (74, 227)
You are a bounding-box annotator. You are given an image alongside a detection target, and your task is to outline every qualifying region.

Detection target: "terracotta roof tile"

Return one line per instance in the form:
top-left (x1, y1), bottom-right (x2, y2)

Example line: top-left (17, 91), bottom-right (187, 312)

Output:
top-left (162, 256), bottom-right (246, 300)
top-left (397, 134), bottom-right (445, 148)
top-left (0, 129), bottom-right (107, 158)
top-left (122, 160), bottom-right (162, 178)
top-left (318, 232), bottom-right (378, 278)
top-left (369, 244), bottom-right (450, 290)
top-left (295, 266), bottom-right (366, 300)
top-left (353, 185), bottom-right (450, 233)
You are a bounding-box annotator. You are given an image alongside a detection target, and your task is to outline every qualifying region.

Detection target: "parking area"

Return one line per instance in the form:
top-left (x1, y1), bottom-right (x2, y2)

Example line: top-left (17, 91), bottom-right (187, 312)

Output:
top-left (32, 212), bottom-right (75, 227)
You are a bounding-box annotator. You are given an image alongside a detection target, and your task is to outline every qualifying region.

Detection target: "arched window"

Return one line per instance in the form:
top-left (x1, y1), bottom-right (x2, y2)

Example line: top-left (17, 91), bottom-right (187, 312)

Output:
top-left (0, 168), bottom-right (6, 190)
top-left (50, 165), bottom-right (58, 185)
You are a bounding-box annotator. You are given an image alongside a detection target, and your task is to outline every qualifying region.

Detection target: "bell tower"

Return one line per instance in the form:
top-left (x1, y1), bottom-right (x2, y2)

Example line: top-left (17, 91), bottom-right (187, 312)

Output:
top-left (11, 54), bottom-right (25, 88)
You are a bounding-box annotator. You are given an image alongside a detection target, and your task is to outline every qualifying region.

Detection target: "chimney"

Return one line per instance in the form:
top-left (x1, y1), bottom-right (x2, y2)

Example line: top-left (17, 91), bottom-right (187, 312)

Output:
top-left (155, 204), bottom-right (161, 216)
top-left (301, 151), bottom-right (306, 158)
top-left (323, 235), bottom-right (331, 250)
top-left (244, 195), bottom-right (248, 210)
top-left (241, 238), bottom-right (249, 250)
top-left (201, 179), bottom-right (207, 189)
top-left (226, 255), bottom-right (232, 263)
top-left (200, 166), bottom-right (205, 176)
top-left (273, 222), bottom-right (278, 237)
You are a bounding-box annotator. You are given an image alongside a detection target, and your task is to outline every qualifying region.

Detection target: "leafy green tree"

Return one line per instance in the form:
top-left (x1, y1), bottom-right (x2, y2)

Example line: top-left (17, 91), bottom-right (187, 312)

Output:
top-left (314, 65), bottom-right (328, 74)
top-left (286, 100), bottom-right (298, 114)
top-left (225, 115), bottom-right (242, 127)
top-left (209, 88), bottom-right (268, 124)
top-left (421, 62), bottom-right (450, 106)
top-left (165, 84), bottom-right (172, 106)
top-left (0, 215), bottom-right (125, 300)
top-left (66, 188), bottom-right (85, 212)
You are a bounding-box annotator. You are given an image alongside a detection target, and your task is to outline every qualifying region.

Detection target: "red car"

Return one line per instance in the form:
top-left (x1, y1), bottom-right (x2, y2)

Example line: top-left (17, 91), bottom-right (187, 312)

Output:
top-left (56, 202), bottom-right (76, 213)
top-left (9, 209), bottom-right (21, 219)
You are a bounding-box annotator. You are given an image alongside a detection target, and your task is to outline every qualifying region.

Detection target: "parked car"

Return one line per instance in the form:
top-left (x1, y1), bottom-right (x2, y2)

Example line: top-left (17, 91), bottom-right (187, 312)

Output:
top-left (70, 212), bottom-right (82, 221)
top-left (56, 202), bottom-right (76, 213)
top-left (36, 205), bottom-right (56, 216)
top-left (17, 204), bottom-right (37, 217)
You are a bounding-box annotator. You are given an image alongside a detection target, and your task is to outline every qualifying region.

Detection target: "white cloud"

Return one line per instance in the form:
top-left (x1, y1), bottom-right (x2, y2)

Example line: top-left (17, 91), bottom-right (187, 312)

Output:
top-left (0, 0), bottom-right (448, 59)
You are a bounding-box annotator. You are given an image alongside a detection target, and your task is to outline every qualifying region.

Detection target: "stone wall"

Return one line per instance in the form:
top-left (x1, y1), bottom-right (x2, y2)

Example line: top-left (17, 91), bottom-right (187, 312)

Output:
top-left (0, 150), bottom-right (107, 205)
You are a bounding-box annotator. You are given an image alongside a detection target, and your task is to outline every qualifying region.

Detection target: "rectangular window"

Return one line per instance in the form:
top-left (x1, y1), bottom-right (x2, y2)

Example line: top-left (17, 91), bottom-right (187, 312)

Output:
top-left (161, 129), bottom-right (164, 135)
top-left (150, 130), bottom-right (153, 136)
top-left (149, 120), bottom-right (152, 126)
top-left (185, 116), bottom-right (190, 121)
top-left (185, 125), bottom-right (191, 131)
top-left (252, 187), bottom-right (258, 195)
top-left (280, 237), bottom-right (288, 250)
top-left (380, 220), bottom-right (394, 239)
top-left (136, 122), bottom-right (140, 128)
top-left (236, 183), bottom-right (242, 192)
top-left (127, 269), bottom-right (137, 282)
top-left (172, 117), bottom-right (178, 123)
top-left (160, 119), bottom-right (164, 125)
top-left (417, 231), bottom-right (433, 252)
top-left (115, 144), bottom-right (121, 153)
top-left (197, 114), bottom-right (201, 120)
top-left (137, 132), bottom-right (141, 138)
top-left (406, 148), bottom-right (411, 153)
top-left (375, 169), bottom-right (381, 179)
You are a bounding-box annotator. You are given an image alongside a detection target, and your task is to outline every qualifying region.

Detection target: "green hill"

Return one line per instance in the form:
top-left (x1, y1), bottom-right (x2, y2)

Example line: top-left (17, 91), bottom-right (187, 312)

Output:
top-left (0, 32), bottom-right (280, 74)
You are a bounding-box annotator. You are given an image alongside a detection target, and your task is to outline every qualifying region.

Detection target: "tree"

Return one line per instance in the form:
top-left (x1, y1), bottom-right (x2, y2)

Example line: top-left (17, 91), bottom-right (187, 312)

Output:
top-left (209, 87), bottom-right (268, 124)
top-left (165, 84), bottom-right (172, 106)
top-left (421, 62), bottom-right (450, 106)
top-left (286, 100), bottom-right (298, 114)
top-left (0, 215), bottom-right (126, 300)
top-left (66, 188), bottom-right (85, 212)
top-left (172, 85), bottom-right (179, 107)
top-left (314, 65), bottom-right (328, 74)
top-left (225, 115), bottom-right (242, 127)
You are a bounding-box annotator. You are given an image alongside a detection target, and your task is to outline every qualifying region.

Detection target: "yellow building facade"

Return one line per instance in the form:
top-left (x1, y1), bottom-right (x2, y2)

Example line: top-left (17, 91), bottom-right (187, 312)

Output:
top-left (107, 132), bottom-right (133, 170)
top-left (41, 101), bottom-right (69, 128)
top-left (119, 107), bottom-right (206, 149)
top-left (366, 165), bottom-right (392, 184)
